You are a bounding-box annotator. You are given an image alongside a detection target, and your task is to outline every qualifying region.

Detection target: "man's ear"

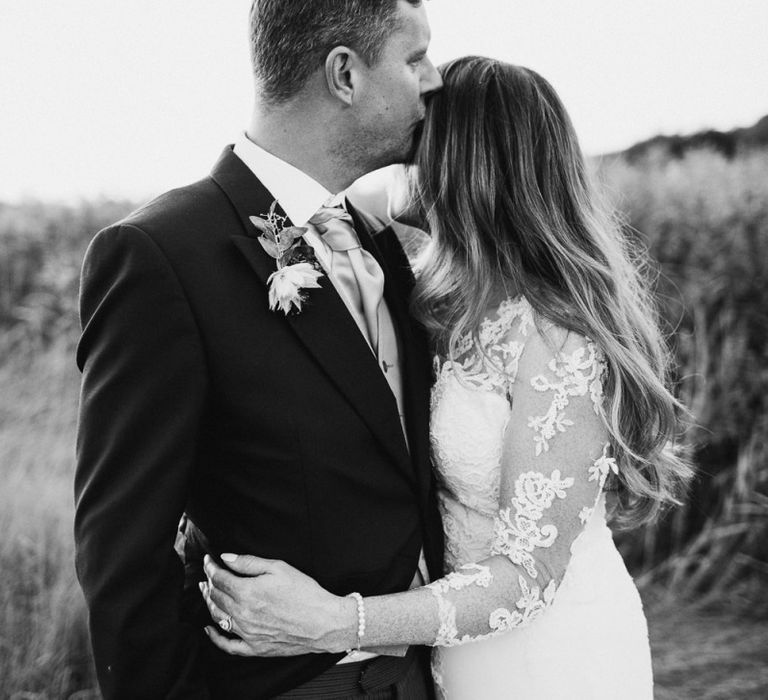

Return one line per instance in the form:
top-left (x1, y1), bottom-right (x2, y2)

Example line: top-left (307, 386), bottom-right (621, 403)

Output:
top-left (325, 46), bottom-right (359, 105)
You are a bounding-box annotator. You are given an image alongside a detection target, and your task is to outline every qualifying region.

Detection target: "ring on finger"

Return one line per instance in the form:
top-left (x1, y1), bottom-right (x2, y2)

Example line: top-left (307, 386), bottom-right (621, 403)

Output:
top-left (219, 614), bottom-right (233, 633)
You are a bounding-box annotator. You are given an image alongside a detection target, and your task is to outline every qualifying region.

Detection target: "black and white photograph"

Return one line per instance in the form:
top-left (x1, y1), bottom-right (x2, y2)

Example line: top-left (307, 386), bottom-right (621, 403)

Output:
top-left (1, 1), bottom-right (767, 698)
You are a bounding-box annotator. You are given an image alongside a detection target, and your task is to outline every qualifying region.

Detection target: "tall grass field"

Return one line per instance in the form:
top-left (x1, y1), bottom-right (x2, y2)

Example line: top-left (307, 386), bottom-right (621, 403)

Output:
top-left (1, 149), bottom-right (766, 698)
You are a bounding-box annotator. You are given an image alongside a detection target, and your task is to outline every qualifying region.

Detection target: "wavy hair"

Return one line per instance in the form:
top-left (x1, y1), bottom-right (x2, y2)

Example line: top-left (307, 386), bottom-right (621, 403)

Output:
top-left (410, 56), bottom-right (692, 526)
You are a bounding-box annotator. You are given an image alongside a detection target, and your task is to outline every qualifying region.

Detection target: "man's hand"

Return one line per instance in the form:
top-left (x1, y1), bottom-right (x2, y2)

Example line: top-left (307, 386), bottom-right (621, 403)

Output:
top-left (201, 554), bottom-right (357, 657)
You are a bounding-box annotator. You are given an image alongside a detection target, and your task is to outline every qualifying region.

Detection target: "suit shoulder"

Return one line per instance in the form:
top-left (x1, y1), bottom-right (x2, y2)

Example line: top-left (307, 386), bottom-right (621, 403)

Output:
top-left (88, 176), bottom-right (234, 262)
top-left (119, 177), bottom-right (225, 233)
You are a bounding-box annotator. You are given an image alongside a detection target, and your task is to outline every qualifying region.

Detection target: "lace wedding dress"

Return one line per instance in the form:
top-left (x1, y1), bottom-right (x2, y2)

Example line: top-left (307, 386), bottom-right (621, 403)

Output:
top-left (427, 296), bottom-right (653, 699)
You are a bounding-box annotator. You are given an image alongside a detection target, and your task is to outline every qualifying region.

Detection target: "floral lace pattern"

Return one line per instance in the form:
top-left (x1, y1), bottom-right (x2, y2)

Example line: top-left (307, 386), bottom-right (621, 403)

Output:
top-left (490, 469), bottom-right (574, 578)
top-left (427, 296), bottom-right (618, 650)
top-left (528, 341), bottom-right (606, 455)
top-left (429, 564), bottom-right (492, 646)
top-left (436, 296), bottom-right (534, 398)
top-left (489, 576), bottom-right (557, 632)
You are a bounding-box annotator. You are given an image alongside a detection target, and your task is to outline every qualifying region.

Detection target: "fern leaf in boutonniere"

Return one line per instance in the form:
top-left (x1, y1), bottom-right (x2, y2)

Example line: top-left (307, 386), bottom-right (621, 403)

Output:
top-left (249, 201), bottom-right (324, 315)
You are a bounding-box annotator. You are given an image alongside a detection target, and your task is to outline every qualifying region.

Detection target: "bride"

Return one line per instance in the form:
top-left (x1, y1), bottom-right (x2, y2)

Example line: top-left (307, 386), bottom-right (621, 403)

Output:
top-left (201, 57), bottom-right (691, 699)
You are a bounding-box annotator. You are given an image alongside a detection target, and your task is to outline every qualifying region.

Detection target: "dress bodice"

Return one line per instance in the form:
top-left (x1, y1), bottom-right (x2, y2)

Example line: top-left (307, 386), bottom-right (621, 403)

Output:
top-left (430, 297), bottom-right (532, 516)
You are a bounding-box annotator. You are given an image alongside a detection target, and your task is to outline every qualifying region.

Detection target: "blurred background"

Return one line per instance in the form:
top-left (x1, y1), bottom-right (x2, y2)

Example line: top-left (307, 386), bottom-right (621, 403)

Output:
top-left (1, 1), bottom-right (766, 698)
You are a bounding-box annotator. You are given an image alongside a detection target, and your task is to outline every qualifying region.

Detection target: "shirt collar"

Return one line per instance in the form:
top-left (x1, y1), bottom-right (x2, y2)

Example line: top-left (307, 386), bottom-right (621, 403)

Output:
top-left (233, 132), bottom-right (342, 227)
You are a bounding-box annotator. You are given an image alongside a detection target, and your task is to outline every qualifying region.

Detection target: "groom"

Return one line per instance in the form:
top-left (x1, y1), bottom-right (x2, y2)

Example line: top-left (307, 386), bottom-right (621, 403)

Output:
top-left (74, 1), bottom-right (443, 698)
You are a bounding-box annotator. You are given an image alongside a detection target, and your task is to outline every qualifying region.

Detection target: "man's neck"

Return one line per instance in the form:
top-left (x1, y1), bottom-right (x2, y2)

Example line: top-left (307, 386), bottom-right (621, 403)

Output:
top-left (247, 103), bottom-right (359, 194)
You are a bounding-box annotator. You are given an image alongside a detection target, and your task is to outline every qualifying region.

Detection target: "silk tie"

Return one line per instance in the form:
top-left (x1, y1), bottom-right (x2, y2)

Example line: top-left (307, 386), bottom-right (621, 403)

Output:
top-left (309, 205), bottom-right (385, 351)
top-left (309, 204), bottom-right (408, 445)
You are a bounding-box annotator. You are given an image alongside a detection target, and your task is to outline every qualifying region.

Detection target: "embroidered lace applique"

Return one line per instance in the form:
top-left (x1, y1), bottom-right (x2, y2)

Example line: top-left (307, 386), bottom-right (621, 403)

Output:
top-left (588, 444), bottom-right (620, 490)
top-left (436, 296), bottom-right (533, 398)
top-left (578, 506), bottom-right (594, 525)
top-left (489, 576), bottom-right (557, 632)
top-left (490, 470), bottom-right (574, 578)
top-left (429, 564), bottom-right (493, 647)
top-left (528, 341), bottom-right (606, 455)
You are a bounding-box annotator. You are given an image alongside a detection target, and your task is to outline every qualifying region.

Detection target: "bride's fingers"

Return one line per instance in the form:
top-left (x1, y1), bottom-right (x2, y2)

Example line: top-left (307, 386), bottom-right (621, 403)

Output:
top-left (205, 626), bottom-right (302, 658)
top-left (198, 581), bottom-right (221, 618)
top-left (199, 582), bottom-right (238, 634)
top-left (204, 554), bottom-right (250, 599)
top-left (218, 553), bottom-right (278, 577)
top-left (204, 626), bottom-right (254, 656)
top-left (203, 577), bottom-right (238, 616)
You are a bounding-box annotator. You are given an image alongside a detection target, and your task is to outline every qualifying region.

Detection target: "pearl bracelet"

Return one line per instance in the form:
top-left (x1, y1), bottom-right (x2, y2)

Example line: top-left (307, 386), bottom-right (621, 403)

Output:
top-left (346, 591), bottom-right (366, 650)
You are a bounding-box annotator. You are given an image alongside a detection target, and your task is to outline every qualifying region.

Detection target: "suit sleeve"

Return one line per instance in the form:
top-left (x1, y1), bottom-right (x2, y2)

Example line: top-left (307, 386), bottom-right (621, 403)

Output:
top-left (75, 223), bottom-right (210, 699)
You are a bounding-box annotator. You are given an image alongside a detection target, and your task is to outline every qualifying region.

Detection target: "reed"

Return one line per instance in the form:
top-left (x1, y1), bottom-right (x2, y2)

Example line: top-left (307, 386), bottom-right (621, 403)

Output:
top-left (600, 148), bottom-right (768, 608)
top-left (0, 343), bottom-right (98, 696)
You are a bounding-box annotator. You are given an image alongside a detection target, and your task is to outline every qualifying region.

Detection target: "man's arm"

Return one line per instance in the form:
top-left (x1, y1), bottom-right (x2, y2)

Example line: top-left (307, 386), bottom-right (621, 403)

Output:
top-left (75, 223), bottom-right (209, 699)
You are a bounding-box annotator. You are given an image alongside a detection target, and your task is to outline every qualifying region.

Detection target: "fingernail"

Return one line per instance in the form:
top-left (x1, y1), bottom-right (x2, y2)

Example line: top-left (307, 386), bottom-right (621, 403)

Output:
top-left (198, 581), bottom-right (206, 594)
top-left (204, 627), bottom-right (211, 636)
top-left (221, 553), bottom-right (237, 562)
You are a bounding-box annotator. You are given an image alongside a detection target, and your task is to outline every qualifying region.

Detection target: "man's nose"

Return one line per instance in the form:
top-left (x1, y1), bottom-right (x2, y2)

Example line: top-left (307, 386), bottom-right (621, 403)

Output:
top-left (421, 56), bottom-right (443, 95)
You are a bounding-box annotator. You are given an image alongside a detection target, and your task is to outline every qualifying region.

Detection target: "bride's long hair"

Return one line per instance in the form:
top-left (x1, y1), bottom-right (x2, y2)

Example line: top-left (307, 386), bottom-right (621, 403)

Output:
top-left (410, 56), bottom-right (692, 526)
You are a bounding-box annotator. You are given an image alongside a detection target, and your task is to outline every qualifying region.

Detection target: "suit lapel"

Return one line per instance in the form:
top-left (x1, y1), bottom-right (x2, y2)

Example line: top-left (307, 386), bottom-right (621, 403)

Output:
top-left (210, 148), bottom-right (413, 478)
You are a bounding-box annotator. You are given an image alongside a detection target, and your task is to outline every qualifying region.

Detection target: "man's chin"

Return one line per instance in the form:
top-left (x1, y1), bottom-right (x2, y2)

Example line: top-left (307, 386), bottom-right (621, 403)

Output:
top-left (391, 121), bottom-right (423, 166)
top-left (364, 123), bottom-right (424, 172)
top-left (403, 121), bottom-right (424, 165)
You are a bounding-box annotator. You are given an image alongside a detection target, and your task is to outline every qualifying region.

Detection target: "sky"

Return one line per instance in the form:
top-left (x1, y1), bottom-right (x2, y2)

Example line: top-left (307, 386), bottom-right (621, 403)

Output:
top-left (2, 0), bottom-right (766, 202)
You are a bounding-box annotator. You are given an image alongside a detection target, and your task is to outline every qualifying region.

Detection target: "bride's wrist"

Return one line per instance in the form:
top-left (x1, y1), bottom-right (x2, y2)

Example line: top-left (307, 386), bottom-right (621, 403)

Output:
top-left (322, 594), bottom-right (360, 653)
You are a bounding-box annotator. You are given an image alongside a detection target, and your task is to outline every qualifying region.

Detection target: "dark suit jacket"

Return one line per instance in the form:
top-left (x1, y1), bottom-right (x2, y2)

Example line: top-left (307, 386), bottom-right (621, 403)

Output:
top-left (74, 147), bottom-right (444, 699)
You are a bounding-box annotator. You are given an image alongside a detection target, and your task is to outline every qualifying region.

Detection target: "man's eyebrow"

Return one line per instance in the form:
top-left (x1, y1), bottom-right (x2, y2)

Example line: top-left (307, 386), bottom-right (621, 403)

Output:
top-left (408, 48), bottom-right (428, 61)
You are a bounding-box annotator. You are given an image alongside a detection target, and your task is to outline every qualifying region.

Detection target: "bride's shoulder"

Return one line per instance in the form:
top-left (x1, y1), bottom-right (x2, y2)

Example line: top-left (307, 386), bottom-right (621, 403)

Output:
top-left (506, 309), bottom-right (606, 410)
top-left (490, 296), bottom-right (604, 376)
top-left (346, 165), bottom-right (408, 228)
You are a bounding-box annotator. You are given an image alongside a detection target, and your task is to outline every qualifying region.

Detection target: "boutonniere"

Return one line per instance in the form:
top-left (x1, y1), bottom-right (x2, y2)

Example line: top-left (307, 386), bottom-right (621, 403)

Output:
top-left (249, 201), bottom-right (324, 315)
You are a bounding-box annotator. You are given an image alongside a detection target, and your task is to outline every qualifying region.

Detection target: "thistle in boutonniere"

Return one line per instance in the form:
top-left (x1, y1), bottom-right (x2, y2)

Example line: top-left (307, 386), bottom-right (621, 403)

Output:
top-left (249, 201), bottom-right (324, 315)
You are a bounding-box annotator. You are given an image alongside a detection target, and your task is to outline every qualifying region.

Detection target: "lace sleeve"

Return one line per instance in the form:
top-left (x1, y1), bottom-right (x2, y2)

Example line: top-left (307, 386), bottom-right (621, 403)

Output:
top-left (426, 325), bottom-right (616, 646)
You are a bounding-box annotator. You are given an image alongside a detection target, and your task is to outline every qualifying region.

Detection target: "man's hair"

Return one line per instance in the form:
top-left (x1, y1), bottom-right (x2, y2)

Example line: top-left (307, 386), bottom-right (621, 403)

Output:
top-left (249, 0), bottom-right (421, 104)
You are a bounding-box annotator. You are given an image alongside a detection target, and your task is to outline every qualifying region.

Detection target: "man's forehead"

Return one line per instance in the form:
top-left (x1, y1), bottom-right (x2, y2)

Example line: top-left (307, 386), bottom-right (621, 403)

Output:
top-left (395, 1), bottom-right (431, 44)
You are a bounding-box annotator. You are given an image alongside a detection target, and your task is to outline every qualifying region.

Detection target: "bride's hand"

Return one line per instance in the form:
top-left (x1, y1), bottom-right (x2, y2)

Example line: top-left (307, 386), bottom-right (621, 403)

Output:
top-left (201, 554), bottom-right (357, 657)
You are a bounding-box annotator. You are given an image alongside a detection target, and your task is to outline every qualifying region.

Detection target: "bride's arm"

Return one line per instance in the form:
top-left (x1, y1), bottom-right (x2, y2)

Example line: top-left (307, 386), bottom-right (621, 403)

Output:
top-left (203, 328), bottom-right (616, 655)
top-left (362, 328), bottom-right (614, 648)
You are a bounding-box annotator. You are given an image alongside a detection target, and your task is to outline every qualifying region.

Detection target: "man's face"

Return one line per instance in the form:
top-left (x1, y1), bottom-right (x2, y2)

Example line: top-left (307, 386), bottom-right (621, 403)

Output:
top-left (351, 1), bottom-right (442, 170)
